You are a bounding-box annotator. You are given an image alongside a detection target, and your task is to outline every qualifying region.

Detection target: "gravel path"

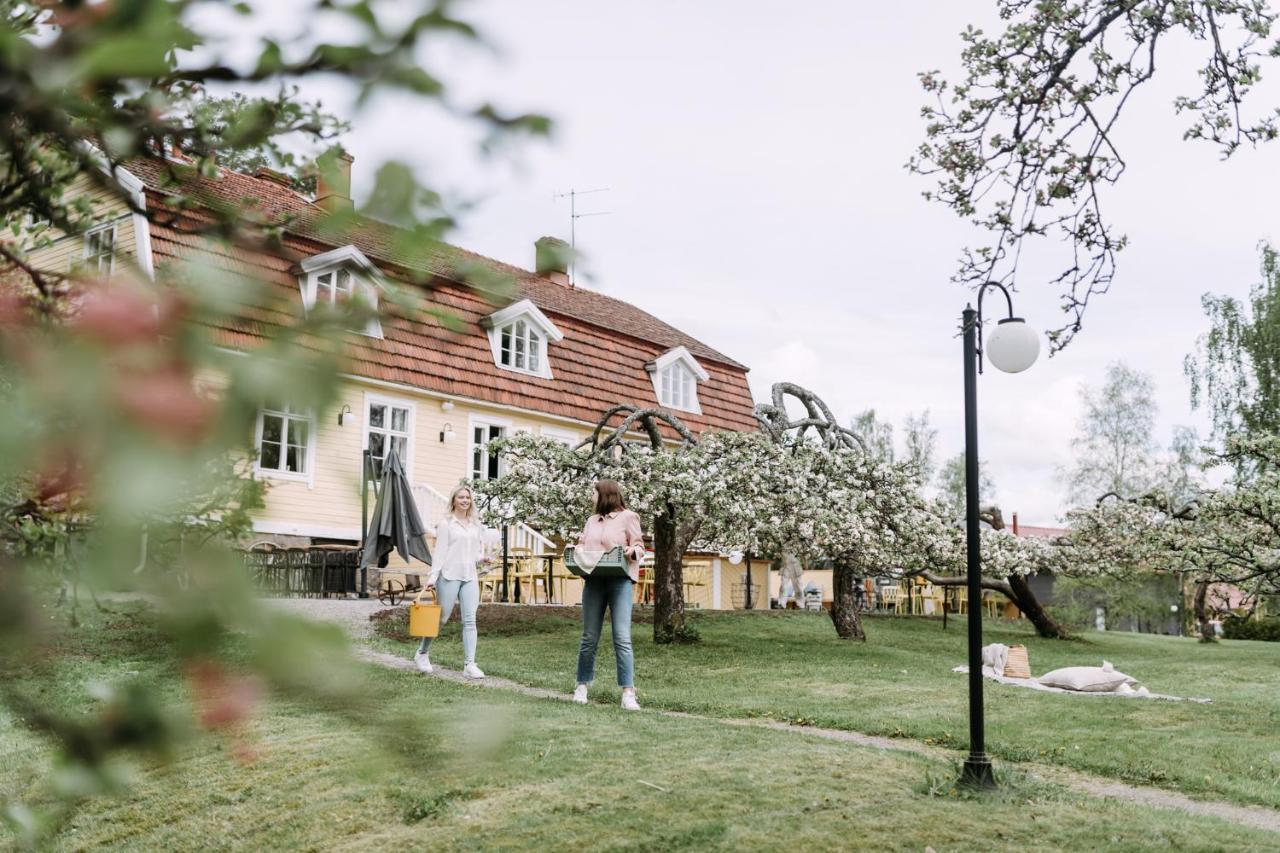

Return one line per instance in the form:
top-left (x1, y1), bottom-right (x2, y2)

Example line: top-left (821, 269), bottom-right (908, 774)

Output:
top-left (279, 598), bottom-right (1280, 835)
top-left (264, 597), bottom-right (389, 639)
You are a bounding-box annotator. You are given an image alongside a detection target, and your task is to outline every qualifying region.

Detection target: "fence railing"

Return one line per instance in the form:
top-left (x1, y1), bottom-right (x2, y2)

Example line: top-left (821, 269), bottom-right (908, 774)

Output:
top-left (243, 546), bottom-right (360, 598)
top-left (412, 482), bottom-right (556, 553)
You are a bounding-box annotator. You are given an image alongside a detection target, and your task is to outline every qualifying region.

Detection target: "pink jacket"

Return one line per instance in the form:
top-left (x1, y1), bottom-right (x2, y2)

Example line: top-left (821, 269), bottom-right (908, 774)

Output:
top-left (579, 510), bottom-right (646, 582)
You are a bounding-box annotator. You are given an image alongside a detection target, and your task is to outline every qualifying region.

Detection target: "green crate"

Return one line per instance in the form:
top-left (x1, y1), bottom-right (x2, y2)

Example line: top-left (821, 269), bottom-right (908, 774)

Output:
top-left (563, 545), bottom-right (632, 579)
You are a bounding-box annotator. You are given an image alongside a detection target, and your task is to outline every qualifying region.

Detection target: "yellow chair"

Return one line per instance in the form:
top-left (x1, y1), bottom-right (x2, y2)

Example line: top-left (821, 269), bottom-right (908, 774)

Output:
top-left (479, 575), bottom-right (501, 603)
top-left (509, 556), bottom-right (548, 604)
top-left (683, 563), bottom-right (710, 610)
top-left (953, 587), bottom-right (968, 614)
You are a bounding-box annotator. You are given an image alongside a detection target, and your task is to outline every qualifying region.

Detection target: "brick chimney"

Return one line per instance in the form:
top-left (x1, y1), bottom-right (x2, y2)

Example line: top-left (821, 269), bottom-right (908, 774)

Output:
top-left (1012, 512), bottom-right (1020, 536)
top-left (315, 151), bottom-right (354, 213)
top-left (535, 236), bottom-right (571, 286)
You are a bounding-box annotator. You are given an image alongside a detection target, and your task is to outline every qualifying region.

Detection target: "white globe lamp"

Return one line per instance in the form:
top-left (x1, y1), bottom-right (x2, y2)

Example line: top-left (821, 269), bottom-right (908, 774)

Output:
top-left (985, 318), bottom-right (1040, 374)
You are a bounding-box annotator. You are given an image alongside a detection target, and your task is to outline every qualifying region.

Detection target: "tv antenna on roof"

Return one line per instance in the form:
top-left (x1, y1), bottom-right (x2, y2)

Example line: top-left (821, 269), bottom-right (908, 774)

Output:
top-left (554, 187), bottom-right (610, 285)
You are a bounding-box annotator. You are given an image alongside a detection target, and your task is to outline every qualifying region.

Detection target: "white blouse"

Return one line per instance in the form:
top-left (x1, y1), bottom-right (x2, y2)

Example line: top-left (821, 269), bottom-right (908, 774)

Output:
top-left (428, 516), bottom-right (489, 584)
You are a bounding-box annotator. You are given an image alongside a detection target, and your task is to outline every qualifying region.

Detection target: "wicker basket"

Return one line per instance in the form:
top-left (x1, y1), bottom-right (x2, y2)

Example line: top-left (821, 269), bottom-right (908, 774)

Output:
top-left (1004, 644), bottom-right (1031, 679)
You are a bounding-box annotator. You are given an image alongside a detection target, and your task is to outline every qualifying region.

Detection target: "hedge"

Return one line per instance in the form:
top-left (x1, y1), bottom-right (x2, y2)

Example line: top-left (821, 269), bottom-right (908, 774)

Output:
top-left (1222, 616), bottom-right (1280, 642)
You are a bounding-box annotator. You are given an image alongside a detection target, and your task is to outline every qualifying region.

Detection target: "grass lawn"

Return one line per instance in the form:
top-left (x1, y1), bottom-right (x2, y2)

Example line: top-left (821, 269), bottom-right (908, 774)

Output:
top-left (369, 606), bottom-right (1280, 811)
top-left (3, 607), bottom-right (1278, 851)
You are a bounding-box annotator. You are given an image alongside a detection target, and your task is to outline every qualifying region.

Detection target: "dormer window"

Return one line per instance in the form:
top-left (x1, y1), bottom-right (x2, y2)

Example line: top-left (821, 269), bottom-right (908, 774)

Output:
top-left (298, 244), bottom-right (383, 338)
top-left (647, 346), bottom-right (710, 414)
top-left (481, 299), bottom-right (564, 379)
top-left (500, 318), bottom-right (543, 373)
top-left (660, 362), bottom-right (695, 410)
top-left (314, 268), bottom-right (356, 306)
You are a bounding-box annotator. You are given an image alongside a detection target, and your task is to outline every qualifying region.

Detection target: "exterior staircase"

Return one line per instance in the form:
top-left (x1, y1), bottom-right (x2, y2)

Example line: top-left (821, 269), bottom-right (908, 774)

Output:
top-left (412, 483), bottom-right (556, 554)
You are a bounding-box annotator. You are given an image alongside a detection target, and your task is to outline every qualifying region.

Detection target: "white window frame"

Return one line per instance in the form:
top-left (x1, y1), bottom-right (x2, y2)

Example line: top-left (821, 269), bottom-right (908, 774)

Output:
top-left (82, 222), bottom-right (117, 276)
top-left (297, 245), bottom-right (384, 338)
top-left (363, 393), bottom-right (415, 481)
top-left (253, 402), bottom-right (316, 485)
top-left (469, 414), bottom-right (512, 482)
top-left (647, 346), bottom-right (710, 414)
top-left (540, 426), bottom-right (578, 447)
top-left (481, 299), bottom-right (564, 379)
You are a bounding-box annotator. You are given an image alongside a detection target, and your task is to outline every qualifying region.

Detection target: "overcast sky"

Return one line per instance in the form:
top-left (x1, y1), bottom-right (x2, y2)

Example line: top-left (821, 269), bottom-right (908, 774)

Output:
top-left (253, 1), bottom-right (1278, 524)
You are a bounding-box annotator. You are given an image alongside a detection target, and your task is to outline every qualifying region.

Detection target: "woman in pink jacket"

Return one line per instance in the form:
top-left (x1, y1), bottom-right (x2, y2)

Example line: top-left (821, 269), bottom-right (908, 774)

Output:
top-left (573, 480), bottom-right (645, 710)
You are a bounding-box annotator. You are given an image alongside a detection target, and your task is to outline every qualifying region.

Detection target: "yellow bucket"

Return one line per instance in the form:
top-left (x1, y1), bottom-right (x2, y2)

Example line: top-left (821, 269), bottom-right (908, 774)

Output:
top-left (408, 587), bottom-right (441, 638)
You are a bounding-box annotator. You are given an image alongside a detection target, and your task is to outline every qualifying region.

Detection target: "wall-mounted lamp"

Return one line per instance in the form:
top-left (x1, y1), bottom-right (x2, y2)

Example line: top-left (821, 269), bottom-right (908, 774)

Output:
top-left (439, 423), bottom-right (455, 443)
top-left (337, 404), bottom-right (354, 426)
top-left (441, 400), bottom-right (455, 412)
top-left (727, 550), bottom-right (744, 566)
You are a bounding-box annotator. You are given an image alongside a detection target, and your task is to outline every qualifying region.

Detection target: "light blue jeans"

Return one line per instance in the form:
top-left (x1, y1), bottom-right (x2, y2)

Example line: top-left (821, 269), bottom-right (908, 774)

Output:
top-left (416, 577), bottom-right (478, 666)
top-left (576, 576), bottom-right (635, 688)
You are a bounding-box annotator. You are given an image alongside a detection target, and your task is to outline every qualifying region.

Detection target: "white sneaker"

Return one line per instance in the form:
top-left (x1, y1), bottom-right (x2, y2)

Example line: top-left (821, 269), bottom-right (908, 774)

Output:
top-left (462, 663), bottom-right (485, 679)
top-left (572, 684), bottom-right (589, 704)
top-left (621, 690), bottom-right (641, 711)
top-left (413, 651), bottom-right (433, 673)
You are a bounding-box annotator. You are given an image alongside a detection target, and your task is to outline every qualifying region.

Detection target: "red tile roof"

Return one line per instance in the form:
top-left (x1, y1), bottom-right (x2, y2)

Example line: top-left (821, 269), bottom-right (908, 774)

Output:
top-left (133, 158), bottom-right (756, 434)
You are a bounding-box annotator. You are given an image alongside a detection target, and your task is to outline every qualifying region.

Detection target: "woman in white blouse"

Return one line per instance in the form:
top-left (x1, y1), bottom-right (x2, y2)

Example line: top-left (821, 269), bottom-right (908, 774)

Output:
top-left (413, 485), bottom-right (492, 678)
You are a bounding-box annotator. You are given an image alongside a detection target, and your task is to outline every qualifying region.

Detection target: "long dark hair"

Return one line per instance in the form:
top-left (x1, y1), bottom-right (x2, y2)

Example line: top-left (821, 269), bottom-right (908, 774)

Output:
top-left (594, 479), bottom-right (625, 517)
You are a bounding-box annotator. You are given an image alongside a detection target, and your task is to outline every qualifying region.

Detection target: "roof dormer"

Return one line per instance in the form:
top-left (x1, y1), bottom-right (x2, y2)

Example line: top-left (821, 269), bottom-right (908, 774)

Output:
top-left (297, 244), bottom-right (383, 338)
top-left (480, 298), bottom-right (564, 379)
top-left (647, 346), bottom-right (710, 414)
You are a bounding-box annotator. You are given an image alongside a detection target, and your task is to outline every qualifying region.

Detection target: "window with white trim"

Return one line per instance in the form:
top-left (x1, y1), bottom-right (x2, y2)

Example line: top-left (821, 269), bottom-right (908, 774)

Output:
top-left (314, 268), bottom-right (356, 306)
top-left (647, 346), bottom-right (708, 414)
top-left (298, 246), bottom-right (383, 338)
top-left (540, 426), bottom-right (578, 447)
top-left (482, 299), bottom-right (563, 379)
top-left (498, 318), bottom-right (543, 374)
top-left (256, 401), bottom-right (312, 476)
top-left (660, 362), bottom-right (696, 411)
top-left (471, 422), bottom-right (506, 480)
top-left (367, 400), bottom-right (411, 477)
top-left (83, 223), bottom-right (116, 276)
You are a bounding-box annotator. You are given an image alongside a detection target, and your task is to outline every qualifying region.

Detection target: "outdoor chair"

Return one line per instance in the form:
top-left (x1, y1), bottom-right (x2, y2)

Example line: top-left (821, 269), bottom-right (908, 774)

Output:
top-left (878, 585), bottom-right (903, 614)
top-left (917, 583), bottom-right (937, 615)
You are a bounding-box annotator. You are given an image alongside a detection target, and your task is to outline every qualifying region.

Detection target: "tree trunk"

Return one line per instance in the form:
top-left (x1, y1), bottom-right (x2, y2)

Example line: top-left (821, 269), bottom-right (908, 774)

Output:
top-left (1005, 573), bottom-right (1070, 639)
top-left (981, 506), bottom-right (1069, 639)
top-left (1193, 579), bottom-right (1215, 641)
top-left (651, 508), bottom-right (696, 644)
top-left (913, 570), bottom-right (1069, 640)
top-left (829, 558), bottom-right (866, 641)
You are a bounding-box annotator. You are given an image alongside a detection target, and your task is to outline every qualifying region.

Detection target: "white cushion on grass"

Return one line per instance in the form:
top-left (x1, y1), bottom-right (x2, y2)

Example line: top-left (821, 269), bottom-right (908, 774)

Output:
top-left (1038, 665), bottom-right (1137, 693)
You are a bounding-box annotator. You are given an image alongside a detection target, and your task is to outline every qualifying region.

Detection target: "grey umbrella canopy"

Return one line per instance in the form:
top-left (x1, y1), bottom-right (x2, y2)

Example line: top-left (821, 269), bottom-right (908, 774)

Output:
top-left (360, 447), bottom-right (432, 569)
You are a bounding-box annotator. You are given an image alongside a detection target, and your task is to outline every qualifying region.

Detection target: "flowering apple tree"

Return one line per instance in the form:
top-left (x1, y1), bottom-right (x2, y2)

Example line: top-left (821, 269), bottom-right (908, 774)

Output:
top-left (476, 404), bottom-right (723, 644)
top-left (1062, 433), bottom-right (1280, 637)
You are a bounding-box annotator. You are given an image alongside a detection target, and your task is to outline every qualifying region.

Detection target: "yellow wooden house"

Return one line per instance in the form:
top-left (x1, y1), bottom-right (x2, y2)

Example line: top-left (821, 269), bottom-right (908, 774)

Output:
top-left (14, 155), bottom-right (770, 609)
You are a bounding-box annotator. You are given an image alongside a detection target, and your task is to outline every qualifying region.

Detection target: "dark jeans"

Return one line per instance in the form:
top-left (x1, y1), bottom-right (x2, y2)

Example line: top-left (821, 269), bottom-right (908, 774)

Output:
top-left (576, 575), bottom-right (635, 688)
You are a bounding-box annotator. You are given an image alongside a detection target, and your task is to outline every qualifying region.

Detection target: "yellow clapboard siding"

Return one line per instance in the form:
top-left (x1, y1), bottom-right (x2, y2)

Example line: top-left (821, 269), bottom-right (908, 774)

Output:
top-left (249, 378), bottom-right (588, 540)
top-left (17, 174), bottom-right (142, 278)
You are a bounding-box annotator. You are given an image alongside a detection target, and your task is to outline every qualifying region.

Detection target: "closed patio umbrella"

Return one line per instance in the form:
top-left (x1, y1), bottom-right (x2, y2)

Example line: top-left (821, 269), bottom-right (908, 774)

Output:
top-left (360, 447), bottom-right (432, 572)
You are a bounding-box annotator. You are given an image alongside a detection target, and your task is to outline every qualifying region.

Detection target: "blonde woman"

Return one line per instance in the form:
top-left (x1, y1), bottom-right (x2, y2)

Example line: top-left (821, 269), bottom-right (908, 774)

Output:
top-left (414, 485), bottom-right (492, 678)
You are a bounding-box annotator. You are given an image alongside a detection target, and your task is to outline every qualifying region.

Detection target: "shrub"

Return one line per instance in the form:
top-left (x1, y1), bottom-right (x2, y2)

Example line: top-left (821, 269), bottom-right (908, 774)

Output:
top-left (1221, 616), bottom-right (1280, 642)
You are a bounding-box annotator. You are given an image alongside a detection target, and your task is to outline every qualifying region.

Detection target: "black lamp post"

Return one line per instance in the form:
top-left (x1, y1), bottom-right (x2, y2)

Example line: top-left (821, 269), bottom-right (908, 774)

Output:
top-left (960, 282), bottom-right (1041, 788)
